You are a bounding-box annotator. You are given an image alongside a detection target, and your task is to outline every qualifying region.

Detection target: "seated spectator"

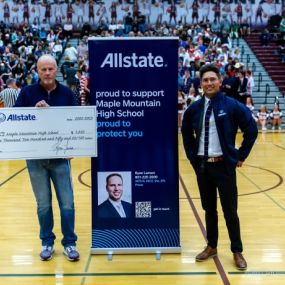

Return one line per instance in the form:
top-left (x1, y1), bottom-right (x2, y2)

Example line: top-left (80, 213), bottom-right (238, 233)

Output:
top-left (211, 19), bottom-right (221, 34)
top-left (64, 44), bottom-right (78, 63)
top-left (63, 22), bottom-right (73, 39)
top-left (30, 68), bottom-right (39, 84)
top-left (239, 19), bottom-right (250, 37)
top-left (81, 22), bottom-right (91, 38)
top-left (220, 15), bottom-right (231, 35)
top-left (275, 41), bottom-right (285, 63)
top-left (260, 29), bottom-right (272, 46)
top-left (52, 40), bottom-right (63, 62)
top-left (256, 105), bottom-right (269, 131)
top-left (39, 27), bottom-right (47, 42)
top-left (60, 56), bottom-right (71, 81)
top-left (230, 21), bottom-right (239, 39)
top-left (270, 104), bottom-right (282, 130)
top-left (23, 72), bottom-right (33, 86)
top-left (0, 61), bottom-right (12, 83)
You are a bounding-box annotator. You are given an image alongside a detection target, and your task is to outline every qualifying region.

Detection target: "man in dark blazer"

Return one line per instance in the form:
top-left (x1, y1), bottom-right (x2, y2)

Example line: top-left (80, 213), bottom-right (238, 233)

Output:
top-left (181, 64), bottom-right (258, 270)
top-left (98, 173), bottom-right (132, 218)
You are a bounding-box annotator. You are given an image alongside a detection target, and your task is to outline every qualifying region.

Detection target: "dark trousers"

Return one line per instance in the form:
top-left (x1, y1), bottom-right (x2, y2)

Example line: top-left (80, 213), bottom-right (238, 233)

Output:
top-left (195, 160), bottom-right (243, 253)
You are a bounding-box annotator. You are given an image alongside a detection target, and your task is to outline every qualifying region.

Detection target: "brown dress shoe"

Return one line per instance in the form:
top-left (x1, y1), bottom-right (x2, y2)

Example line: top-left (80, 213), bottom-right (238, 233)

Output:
top-left (196, 246), bottom-right (217, 262)
top-left (233, 252), bottom-right (247, 270)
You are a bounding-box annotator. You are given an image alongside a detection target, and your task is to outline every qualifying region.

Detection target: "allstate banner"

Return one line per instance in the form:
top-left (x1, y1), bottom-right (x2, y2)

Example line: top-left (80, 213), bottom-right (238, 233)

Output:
top-left (89, 38), bottom-right (180, 253)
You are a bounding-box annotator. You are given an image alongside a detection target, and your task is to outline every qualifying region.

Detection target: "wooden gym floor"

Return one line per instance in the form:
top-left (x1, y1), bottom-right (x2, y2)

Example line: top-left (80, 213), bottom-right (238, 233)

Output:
top-left (0, 131), bottom-right (284, 285)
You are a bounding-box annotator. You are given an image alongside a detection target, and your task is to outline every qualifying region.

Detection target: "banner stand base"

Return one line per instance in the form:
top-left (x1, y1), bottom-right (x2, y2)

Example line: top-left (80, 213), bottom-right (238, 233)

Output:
top-left (91, 247), bottom-right (181, 257)
top-left (91, 247), bottom-right (181, 261)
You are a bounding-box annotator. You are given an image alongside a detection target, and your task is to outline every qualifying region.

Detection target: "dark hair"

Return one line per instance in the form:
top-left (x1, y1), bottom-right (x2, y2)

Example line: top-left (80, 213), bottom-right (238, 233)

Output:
top-left (106, 173), bottom-right (123, 185)
top-left (199, 64), bottom-right (221, 80)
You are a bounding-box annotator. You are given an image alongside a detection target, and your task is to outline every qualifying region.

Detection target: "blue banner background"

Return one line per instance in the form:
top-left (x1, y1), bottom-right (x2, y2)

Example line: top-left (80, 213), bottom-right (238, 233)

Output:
top-left (89, 38), bottom-right (180, 251)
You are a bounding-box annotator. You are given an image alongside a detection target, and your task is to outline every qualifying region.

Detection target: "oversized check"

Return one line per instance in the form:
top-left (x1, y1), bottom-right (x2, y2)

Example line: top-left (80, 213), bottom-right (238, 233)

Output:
top-left (0, 106), bottom-right (97, 160)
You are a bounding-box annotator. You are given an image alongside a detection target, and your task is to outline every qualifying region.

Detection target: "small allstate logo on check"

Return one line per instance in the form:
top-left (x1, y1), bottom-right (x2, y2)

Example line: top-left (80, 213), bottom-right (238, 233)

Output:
top-left (0, 113), bottom-right (6, 123)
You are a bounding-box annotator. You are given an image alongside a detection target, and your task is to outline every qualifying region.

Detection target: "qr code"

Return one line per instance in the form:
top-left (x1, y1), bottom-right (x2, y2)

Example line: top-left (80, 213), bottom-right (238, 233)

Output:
top-left (135, 201), bottom-right (151, 218)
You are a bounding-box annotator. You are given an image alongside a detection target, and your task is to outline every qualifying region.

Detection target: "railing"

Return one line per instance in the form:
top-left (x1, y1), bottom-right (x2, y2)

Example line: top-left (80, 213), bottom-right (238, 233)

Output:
top-left (252, 62), bottom-right (256, 73)
top-left (246, 54), bottom-right (250, 67)
top-left (263, 84), bottom-right (270, 104)
top-left (240, 45), bottom-right (245, 62)
top-left (257, 72), bottom-right (262, 92)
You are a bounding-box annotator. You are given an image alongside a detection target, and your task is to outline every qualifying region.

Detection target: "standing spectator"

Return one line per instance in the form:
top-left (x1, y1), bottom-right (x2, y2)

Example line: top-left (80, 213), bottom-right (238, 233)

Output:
top-left (0, 77), bottom-right (19, 107)
top-left (238, 70), bottom-right (248, 104)
top-left (14, 54), bottom-right (80, 262)
top-left (246, 69), bottom-right (254, 96)
top-left (181, 69), bottom-right (192, 96)
top-left (178, 91), bottom-right (185, 132)
top-left (77, 40), bottom-right (88, 61)
top-left (75, 69), bottom-right (89, 106)
top-left (124, 12), bottom-right (133, 34)
top-left (65, 62), bottom-right (77, 92)
top-left (245, 96), bottom-right (257, 121)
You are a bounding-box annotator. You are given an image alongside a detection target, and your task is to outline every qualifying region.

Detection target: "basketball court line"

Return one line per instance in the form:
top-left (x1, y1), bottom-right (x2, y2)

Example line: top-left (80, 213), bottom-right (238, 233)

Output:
top-left (0, 167), bottom-right (26, 188)
top-left (179, 175), bottom-right (231, 285)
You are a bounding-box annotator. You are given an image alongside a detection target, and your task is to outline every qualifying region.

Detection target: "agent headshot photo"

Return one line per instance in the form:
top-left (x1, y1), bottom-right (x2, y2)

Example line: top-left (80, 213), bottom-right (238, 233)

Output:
top-left (97, 172), bottom-right (132, 218)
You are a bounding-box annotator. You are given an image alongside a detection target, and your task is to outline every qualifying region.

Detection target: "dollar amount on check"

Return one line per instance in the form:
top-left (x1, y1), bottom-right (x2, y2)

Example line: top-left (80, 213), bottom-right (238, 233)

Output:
top-left (0, 106), bottom-right (97, 160)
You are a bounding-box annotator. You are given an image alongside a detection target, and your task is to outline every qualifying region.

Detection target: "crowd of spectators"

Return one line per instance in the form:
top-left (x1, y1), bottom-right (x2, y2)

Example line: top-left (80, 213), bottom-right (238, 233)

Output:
top-left (0, 1), bottom-right (284, 129)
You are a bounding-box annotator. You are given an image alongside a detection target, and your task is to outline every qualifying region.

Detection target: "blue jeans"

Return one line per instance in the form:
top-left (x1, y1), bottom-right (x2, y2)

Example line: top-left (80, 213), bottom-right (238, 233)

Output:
top-left (26, 159), bottom-right (77, 247)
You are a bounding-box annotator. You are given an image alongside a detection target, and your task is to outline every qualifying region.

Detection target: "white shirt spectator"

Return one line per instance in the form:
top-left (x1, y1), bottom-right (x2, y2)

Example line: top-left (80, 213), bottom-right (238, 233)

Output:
top-left (64, 45), bottom-right (78, 62)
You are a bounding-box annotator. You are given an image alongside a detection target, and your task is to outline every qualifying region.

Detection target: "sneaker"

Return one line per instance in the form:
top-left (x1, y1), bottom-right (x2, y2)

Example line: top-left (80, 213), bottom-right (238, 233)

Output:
top-left (40, 245), bottom-right (54, 261)
top-left (278, 126), bottom-right (282, 130)
top-left (262, 127), bottom-right (267, 131)
top-left (63, 246), bottom-right (80, 261)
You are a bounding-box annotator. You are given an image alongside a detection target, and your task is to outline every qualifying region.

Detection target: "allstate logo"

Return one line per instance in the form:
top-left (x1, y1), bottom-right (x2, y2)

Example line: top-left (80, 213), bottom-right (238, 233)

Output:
top-left (0, 113), bottom-right (6, 123)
